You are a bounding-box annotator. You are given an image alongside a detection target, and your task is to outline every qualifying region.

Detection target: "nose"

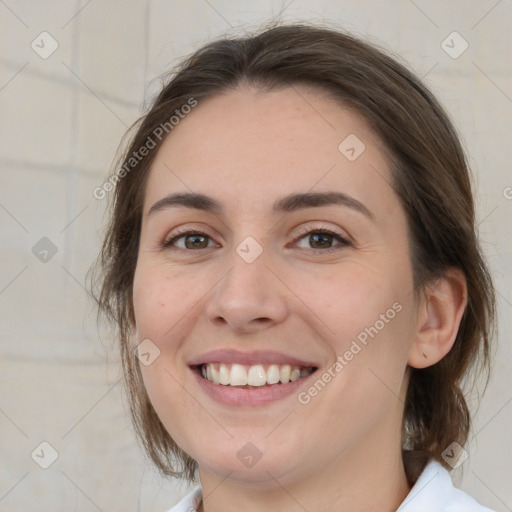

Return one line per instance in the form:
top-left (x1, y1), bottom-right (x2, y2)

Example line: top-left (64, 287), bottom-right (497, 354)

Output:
top-left (204, 243), bottom-right (289, 335)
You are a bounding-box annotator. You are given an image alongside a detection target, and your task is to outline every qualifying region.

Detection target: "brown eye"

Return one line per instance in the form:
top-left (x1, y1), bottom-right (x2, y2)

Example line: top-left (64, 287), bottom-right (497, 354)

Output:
top-left (162, 227), bottom-right (350, 254)
top-left (163, 230), bottom-right (215, 250)
top-left (293, 228), bottom-right (350, 253)
top-left (308, 232), bottom-right (335, 249)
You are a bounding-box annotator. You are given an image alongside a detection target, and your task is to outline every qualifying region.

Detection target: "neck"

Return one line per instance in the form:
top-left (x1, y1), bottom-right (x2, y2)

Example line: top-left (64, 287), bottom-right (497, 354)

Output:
top-left (197, 436), bottom-right (411, 512)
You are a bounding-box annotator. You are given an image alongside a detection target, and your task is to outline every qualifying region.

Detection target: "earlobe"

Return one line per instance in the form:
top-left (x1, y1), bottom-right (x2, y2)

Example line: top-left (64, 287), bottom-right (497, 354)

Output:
top-left (408, 268), bottom-right (467, 369)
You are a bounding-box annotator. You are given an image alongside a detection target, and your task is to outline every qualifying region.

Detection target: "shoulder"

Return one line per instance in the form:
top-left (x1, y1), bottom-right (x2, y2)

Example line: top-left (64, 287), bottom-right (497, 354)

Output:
top-left (164, 486), bottom-right (202, 512)
top-left (398, 459), bottom-right (496, 512)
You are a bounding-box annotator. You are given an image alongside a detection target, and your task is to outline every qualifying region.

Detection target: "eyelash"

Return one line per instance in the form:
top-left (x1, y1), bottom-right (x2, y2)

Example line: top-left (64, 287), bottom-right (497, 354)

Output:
top-left (161, 226), bottom-right (351, 254)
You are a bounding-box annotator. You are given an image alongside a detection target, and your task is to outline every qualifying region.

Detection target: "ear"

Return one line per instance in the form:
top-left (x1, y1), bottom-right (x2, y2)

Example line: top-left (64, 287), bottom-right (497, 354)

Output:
top-left (408, 268), bottom-right (468, 369)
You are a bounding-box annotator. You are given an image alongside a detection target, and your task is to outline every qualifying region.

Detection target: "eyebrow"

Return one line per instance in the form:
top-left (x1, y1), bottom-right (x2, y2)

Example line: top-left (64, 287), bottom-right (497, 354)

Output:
top-left (147, 191), bottom-right (375, 221)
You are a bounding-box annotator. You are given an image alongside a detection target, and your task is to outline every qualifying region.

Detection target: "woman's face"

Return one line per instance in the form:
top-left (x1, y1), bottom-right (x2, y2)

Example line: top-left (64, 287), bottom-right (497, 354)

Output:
top-left (133, 85), bottom-right (418, 486)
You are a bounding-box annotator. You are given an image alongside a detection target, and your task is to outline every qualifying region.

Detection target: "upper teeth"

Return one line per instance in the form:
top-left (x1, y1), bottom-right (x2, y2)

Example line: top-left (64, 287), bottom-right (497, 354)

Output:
top-left (201, 363), bottom-right (313, 387)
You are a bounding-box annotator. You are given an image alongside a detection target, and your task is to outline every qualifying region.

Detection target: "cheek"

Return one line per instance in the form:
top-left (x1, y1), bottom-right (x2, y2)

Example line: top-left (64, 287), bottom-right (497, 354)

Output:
top-left (132, 263), bottom-right (208, 409)
top-left (132, 265), bottom-right (197, 442)
top-left (297, 255), bottom-right (414, 387)
top-left (326, 279), bottom-right (414, 411)
top-left (292, 263), bottom-right (397, 348)
top-left (132, 263), bottom-right (202, 340)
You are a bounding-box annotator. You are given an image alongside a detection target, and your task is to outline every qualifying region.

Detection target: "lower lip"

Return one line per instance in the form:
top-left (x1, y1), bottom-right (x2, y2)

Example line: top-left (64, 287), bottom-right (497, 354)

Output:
top-left (191, 367), bottom-right (317, 406)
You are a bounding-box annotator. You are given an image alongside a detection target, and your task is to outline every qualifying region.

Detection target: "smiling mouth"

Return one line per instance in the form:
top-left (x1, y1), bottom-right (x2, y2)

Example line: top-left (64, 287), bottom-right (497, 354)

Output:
top-left (194, 362), bottom-right (317, 388)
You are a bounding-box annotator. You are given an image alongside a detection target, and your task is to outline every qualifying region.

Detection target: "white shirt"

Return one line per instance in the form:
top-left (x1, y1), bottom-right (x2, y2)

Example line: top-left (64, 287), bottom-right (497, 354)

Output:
top-left (165, 459), bottom-right (496, 512)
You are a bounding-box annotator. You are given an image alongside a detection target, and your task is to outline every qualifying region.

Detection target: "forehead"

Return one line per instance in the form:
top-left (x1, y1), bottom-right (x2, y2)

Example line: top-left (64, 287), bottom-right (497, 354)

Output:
top-left (143, 84), bottom-right (398, 221)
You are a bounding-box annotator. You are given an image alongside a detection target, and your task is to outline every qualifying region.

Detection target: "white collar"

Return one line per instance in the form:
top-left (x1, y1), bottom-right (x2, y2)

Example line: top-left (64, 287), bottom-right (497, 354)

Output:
top-left (398, 459), bottom-right (495, 511)
top-left (166, 459), bottom-right (495, 512)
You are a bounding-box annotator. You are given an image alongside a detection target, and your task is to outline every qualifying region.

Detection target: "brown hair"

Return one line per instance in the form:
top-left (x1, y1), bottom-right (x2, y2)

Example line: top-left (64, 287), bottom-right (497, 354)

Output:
top-left (91, 21), bottom-right (496, 482)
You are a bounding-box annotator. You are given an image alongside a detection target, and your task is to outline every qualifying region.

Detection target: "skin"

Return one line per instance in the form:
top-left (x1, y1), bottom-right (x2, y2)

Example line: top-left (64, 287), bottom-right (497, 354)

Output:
top-left (132, 84), bottom-right (467, 512)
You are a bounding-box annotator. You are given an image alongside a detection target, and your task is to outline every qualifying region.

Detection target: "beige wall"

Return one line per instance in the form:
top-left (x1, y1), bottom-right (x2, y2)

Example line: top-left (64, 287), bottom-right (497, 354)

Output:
top-left (0, 1), bottom-right (510, 511)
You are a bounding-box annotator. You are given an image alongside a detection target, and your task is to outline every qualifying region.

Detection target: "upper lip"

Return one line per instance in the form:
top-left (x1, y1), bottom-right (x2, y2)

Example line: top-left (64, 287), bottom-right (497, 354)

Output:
top-left (188, 349), bottom-right (318, 368)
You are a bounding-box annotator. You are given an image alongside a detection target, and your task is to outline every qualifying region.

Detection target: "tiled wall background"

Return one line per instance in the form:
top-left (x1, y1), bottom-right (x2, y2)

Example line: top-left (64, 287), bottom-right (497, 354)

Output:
top-left (0, 1), bottom-right (510, 511)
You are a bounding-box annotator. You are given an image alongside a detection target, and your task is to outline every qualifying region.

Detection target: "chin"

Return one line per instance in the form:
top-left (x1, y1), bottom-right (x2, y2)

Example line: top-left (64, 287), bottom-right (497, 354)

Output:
top-left (199, 458), bottom-right (296, 488)
top-left (193, 439), bottom-right (307, 487)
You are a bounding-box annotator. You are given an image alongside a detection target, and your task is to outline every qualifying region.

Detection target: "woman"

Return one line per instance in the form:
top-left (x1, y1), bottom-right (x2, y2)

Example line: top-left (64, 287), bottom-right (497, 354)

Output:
top-left (93, 22), bottom-right (497, 512)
